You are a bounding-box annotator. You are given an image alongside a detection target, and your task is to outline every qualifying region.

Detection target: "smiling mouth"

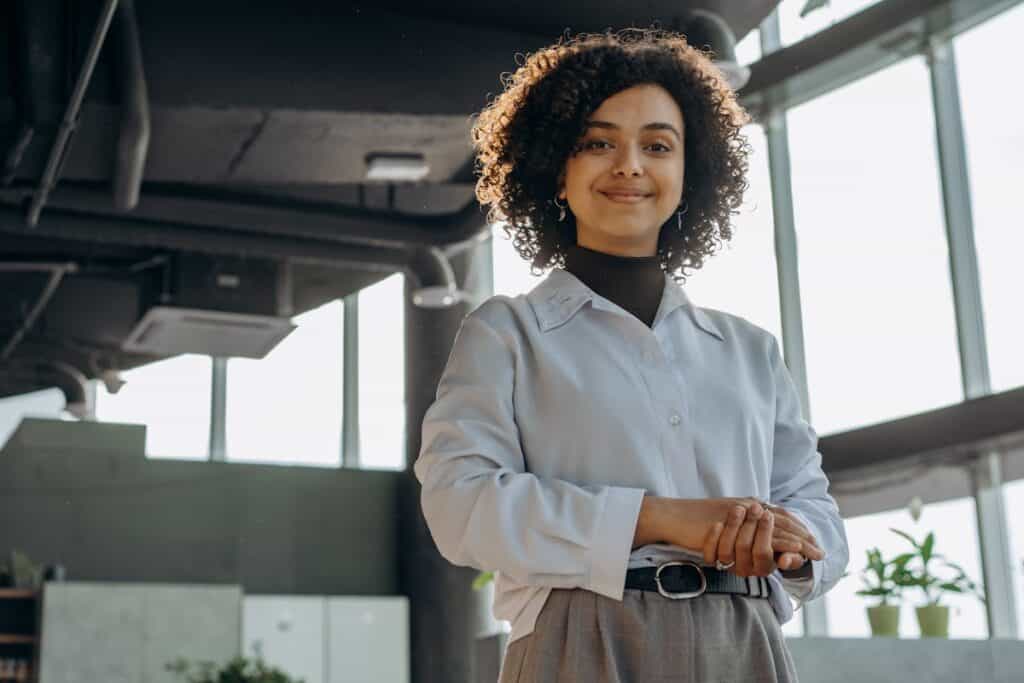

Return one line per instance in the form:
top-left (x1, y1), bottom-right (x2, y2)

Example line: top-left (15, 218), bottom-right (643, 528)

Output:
top-left (600, 192), bottom-right (652, 203)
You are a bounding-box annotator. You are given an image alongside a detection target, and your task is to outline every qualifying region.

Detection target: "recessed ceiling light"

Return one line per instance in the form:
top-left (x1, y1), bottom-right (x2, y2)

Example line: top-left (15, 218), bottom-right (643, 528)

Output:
top-left (365, 152), bottom-right (430, 181)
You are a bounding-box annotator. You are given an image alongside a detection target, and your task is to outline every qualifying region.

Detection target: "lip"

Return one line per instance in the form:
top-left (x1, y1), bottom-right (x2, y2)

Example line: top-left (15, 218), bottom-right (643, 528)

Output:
top-left (600, 191), bottom-right (652, 203)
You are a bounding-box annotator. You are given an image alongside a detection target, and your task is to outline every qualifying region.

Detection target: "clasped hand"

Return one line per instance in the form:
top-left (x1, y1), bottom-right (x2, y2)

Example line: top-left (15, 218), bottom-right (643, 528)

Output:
top-left (676, 498), bottom-right (825, 578)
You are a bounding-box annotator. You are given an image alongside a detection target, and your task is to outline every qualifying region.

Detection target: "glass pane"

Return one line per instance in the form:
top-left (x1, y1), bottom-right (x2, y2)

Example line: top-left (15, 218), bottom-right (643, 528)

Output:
top-left (492, 224), bottom-right (547, 297)
top-left (358, 273), bottom-right (406, 470)
top-left (682, 124), bottom-right (782, 343)
top-left (955, 4), bottom-right (1024, 393)
top-left (0, 388), bottom-right (67, 450)
top-left (734, 27), bottom-right (761, 65)
top-left (826, 498), bottom-right (987, 638)
top-left (95, 354), bottom-right (211, 460)
top-left (1004, 476), bottom-right (1024, 639)
top-left (787, 57), bottom-right (963, 435)
top-left (225, 300), bottom-right (343, 467)
top-left (782, 609), bottom-right (805, 638)
top-left (778, 0), bottom-right (882, 47)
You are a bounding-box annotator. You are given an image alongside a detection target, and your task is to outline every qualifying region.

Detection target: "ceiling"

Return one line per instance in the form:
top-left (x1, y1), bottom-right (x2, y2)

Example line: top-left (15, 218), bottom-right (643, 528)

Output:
top-left (0, 0), bottom-right (780, 398)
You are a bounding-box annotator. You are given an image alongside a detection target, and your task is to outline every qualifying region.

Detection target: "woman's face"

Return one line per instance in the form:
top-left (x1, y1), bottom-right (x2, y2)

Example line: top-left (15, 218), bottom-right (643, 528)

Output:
top-left (559, 84), bottom-right (685, 257)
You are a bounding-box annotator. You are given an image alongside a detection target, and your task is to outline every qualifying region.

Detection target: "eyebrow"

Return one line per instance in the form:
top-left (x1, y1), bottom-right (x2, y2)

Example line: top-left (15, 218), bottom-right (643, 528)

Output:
top-left (584, 120), bottom-right (682, 141)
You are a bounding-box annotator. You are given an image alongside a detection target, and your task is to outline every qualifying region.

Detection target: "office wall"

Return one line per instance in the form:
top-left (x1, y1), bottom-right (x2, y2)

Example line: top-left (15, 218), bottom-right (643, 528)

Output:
top-left (0, 418), bottom-right (401, 595)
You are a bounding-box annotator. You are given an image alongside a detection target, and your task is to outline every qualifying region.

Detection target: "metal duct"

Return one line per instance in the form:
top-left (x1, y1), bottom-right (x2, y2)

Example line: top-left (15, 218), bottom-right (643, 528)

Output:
top-left (113, 0), bottom-right (150, 211)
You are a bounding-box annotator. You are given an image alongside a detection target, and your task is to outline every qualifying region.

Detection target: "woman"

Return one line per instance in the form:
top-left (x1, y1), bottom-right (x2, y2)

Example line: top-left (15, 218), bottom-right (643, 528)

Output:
top-left (414, 28), bottom-right (849, 682)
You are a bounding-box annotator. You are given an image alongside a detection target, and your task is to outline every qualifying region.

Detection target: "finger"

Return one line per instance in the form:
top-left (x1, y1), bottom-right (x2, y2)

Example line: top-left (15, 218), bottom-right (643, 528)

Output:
top-left (777, 552), bottom-right (807, 571)
top-left (744, 499), bottom-right (766, 518)
top-left (753, 511), bottom-right (776, 576)
top-left (772, 526), bottom-right (824, 560)
top-left (769, 530), bottom-right (805, 554)
top-left (770, 514), bottom-right (824, 559)
top-left (703, 522), bottom-right (725, 566)
top-left (734, 512), bottom-right (760, 577)
top-left (771, 511), bottom-right (819, 545)
top-left (771, 529), bottom-right (820, 555)
top-left (716, 505), bottom-right (747, 567)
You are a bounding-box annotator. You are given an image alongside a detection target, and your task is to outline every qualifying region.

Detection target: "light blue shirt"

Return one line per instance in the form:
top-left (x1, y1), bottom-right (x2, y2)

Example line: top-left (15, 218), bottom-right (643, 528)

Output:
top-left (415, 267), bottom-right (849, 644)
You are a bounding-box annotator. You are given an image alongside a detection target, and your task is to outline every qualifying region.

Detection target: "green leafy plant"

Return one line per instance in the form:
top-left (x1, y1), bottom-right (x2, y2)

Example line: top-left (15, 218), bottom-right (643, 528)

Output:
top-left (165, 655), bottom-right (304, 683)
top-left (473, 570), bottom-right (494, 591)
top-left (855, 547), bottom-right (914, 606)
top-left (889, 528), bottom-right (986, 607)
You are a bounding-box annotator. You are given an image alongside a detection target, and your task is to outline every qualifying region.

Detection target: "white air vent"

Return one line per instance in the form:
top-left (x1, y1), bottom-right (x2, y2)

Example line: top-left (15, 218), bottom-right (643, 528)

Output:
top-left (122, 306), bottom-right (296, 359)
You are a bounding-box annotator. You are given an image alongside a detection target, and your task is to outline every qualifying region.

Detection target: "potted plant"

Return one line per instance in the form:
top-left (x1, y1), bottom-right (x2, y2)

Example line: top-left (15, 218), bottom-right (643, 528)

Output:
top-left (889, 528), bottom-right (987, 638)
top-left (855, 547), bottom-right (913, 637)
top-left (165, 655), bottom-right (303, 683)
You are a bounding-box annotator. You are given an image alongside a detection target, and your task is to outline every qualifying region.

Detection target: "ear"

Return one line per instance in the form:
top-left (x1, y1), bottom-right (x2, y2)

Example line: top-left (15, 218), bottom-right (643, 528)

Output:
top-left (556, 169), bottom-right (567, 200)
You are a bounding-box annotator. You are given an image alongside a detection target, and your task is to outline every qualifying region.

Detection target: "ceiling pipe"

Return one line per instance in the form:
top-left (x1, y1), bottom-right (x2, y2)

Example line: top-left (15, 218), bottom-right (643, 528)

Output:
top-left (0, 261), bottom-right (78, 361)
top-left (0, 206), bottom-right (465, 308)
top-left (681, 9), bottom-right (751, 91)
top-left (4, 184), bottom-right (488, 248)
top-left (112, 0), bottom-right (150, 212)
top-left (26, 0), bottom-right (120, 227)
top-left (3, 0), bottom-right (66, 185)
top-left (0, 360), bottom-right (91, 418)
top-left (405, 246), bottom-right (467, 308)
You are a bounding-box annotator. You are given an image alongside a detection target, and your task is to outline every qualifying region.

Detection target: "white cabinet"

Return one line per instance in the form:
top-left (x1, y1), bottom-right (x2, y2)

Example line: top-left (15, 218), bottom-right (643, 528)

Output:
top-left (243, 595), bottom-right (408, 683)
top-left (326, 597), bottom-right (409, 683)
top-left (243, 596), bottom-right (325, 683)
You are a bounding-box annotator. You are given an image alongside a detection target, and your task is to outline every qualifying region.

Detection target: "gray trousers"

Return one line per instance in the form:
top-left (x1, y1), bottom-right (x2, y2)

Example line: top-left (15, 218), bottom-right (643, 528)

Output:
top-left (498, 588), bottom-right (799, 682)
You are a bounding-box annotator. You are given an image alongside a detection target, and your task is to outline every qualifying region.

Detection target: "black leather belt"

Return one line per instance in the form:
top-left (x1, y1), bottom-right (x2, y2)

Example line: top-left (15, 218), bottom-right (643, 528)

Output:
top-left (625, 561), bottom-right (771, 600)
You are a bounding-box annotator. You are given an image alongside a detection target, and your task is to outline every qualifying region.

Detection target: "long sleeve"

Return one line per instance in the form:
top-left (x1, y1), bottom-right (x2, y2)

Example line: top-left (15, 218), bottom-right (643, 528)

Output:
top-left (767, 334), bottom-right (850, 606)
top-left (414, 312), bottom-right (647, 601)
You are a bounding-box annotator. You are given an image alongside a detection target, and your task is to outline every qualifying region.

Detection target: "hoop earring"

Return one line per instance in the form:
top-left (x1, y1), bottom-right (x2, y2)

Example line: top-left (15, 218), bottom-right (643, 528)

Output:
top-left (553, 195), bottom-right (568, 222)
top-left (676, 198), bottom-right (688, 231)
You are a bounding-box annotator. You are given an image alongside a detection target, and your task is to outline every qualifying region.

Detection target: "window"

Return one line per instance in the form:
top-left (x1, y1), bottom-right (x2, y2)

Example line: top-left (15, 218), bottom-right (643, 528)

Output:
top-left (225, 300), bottom-right (343, 466)
top-left (0, 388), bottom-right (67, 450)
top-left (95, 354), bottom-right (211, 460)
top-left (778, 0), bottom-right (882, 48)
top-left (787, 57), bottom-right (963, 436)
top-left (1003, 475), bottom-right (1024, 639)
top-left (680, 124), bottom-right (782, 343)
top-left (734, 28), bottom-right (761, 65)
top-left (955, 4), bottom-right (1024, 393)
top-left (492, 225), bottom-right (547, 298)
top-left (358, 273), bottom-right (406, 470)
top-left (826, 497), bottom-right (987, 638)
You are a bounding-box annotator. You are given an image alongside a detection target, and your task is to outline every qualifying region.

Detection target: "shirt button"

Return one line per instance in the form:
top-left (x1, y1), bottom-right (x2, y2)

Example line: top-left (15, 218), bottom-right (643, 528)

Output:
top-left (669, 414), bottom-right (681, 426)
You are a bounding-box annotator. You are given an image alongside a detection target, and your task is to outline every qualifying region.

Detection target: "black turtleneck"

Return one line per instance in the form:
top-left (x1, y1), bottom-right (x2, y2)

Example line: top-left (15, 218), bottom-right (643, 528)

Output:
top-left (564, 244), bottom-right (666, 328)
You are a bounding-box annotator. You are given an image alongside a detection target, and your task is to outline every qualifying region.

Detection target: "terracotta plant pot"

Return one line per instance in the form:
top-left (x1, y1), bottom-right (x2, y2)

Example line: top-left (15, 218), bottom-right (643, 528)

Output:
top-left (916, 604), bottom-right (950, 637)
top-left (866, 605), bottom-right (900, 637)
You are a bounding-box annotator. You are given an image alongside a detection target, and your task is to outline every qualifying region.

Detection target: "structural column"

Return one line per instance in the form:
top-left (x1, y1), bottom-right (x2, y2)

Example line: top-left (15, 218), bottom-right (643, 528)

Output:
top-left (402, 234), bottom-right (493, 683)
top-left (927, 37), bottom-right (1017, 638)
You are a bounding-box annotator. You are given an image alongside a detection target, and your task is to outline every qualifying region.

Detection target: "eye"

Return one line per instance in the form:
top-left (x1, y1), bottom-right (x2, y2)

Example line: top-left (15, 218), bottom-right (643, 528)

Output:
top-left (582, 139), bottom-right (612, 151)
top-left (647, 142), bottom-right (672, 153)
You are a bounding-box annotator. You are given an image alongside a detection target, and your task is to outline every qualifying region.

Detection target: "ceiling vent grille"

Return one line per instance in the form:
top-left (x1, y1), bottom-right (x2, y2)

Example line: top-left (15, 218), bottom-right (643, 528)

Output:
top-left (122, 306), bottom-right (296, 359)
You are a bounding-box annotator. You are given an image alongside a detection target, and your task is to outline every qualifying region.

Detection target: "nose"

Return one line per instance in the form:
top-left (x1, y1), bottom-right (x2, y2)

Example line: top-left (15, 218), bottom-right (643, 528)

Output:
top-left (612, 144), bottom-right (643, 177)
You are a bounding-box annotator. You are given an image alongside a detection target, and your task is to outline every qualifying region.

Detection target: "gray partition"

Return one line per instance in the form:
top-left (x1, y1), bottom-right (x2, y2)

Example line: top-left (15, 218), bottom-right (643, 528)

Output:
top-left (0, 418), bottom-right (401, 596)
top-left (38, 582), bottom-right (241, 683)
top-left (787, 637), bottom-right (1024, 683)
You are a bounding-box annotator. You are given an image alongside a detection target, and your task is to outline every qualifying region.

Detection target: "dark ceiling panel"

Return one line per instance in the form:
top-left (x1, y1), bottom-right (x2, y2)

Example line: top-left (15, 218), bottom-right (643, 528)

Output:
top-left (371, 0), bottom-right (777, 43)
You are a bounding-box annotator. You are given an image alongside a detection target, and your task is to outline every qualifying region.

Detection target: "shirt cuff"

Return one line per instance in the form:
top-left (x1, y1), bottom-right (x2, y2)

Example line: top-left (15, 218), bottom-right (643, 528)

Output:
top-left (585, 486), bottom-right (647, 602)
top-left (778, 560), bottom-right (815, 602)
top-left (779, 507), bottom-right (823, 601)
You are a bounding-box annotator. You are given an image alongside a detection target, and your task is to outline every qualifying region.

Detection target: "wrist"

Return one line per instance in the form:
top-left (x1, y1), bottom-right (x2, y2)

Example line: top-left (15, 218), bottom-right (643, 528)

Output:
top-left (633, 494), bottom-right (670, 549)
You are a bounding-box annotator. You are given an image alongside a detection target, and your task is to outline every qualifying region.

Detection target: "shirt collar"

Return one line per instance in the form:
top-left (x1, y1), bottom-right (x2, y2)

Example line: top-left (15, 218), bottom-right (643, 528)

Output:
top-left (526, 268), bottom-right (725, 341)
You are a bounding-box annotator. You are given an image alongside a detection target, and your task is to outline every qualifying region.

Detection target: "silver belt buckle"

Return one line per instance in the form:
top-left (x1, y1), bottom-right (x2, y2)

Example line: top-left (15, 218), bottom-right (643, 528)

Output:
top-left (654, 561), bottom-right (707, 599)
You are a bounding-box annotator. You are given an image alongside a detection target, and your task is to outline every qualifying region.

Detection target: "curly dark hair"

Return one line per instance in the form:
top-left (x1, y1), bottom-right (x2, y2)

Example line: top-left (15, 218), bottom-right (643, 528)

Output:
top-left (471, 28), bottom-right (752, 282)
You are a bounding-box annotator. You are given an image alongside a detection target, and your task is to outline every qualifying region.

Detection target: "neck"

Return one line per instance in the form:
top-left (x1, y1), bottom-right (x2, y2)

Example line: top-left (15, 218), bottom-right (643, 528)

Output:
top-left (564, 243), bottom-right (665, 328)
